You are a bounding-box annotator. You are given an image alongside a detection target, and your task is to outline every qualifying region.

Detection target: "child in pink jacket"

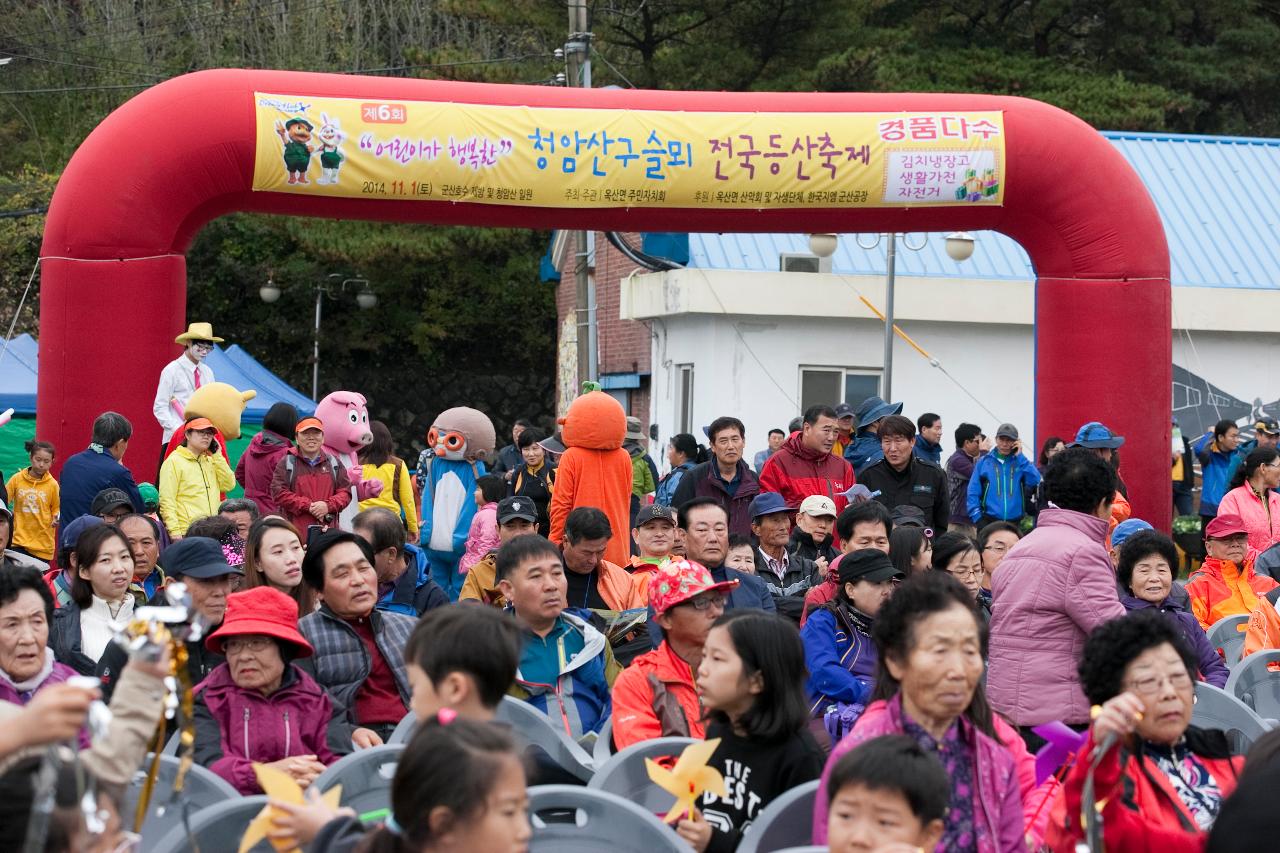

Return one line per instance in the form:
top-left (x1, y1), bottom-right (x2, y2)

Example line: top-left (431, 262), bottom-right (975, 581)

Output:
top-left (460, 474), bottom-right (504, 574)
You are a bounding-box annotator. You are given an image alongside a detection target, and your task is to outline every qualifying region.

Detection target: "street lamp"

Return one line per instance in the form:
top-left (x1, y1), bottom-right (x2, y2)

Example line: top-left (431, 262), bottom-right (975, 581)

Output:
top-left (260, 273), bottom-right (377, 401)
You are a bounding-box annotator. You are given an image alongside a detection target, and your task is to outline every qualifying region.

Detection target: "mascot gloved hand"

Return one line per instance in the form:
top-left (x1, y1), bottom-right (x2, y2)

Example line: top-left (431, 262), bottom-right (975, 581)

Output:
top-left (548, 390), bottom-right (632, 568)
top-left (315, 391), bottom-right (383, 528)
top-left (419, 406), bottom-right (495, 601)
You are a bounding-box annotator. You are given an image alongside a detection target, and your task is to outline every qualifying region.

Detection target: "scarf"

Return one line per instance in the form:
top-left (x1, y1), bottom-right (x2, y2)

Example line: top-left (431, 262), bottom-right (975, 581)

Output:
top-left (0, 648), bottom-right (56, 699)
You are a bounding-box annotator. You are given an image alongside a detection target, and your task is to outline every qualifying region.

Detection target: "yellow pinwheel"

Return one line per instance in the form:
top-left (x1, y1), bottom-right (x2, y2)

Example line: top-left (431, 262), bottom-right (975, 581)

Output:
top-left (645, 738), bottom-right (726, 824)
top-left (240, 763), bottom-right (343, 853)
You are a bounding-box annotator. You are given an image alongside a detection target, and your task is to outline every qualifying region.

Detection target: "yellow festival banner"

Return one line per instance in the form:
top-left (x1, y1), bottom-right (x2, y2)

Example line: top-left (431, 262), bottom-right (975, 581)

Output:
top-left (252, 93), bottom-right (1005, 209)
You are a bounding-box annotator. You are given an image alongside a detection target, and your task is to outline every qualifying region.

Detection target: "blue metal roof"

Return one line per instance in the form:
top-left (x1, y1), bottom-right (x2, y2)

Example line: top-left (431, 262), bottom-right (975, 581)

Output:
top-left (684, 132), bottom-right (1280, 289)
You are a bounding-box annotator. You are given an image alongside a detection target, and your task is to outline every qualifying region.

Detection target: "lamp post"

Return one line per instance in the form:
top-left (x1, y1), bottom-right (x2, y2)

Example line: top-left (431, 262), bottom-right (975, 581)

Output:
top-left (260, 273), bottom-right (377, 401)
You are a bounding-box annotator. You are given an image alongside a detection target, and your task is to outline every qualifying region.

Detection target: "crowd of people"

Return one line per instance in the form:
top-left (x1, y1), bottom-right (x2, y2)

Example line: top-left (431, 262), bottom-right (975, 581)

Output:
top-left (7, 364), bottom-right (1280, 852)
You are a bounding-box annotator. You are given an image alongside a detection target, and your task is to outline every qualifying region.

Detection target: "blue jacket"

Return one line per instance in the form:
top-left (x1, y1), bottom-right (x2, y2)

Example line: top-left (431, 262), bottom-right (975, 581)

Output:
top-left (801, 603), bottom-right (877, 716)
top-left (59, 446), bottom-right (143, 523)
top-left (1195, 435), bottom-right (1234, 514)
top-left (966, 451), bottom-right (1041, 522)
top-left (912, 435), bottom-right (942, 466)
top-left (419, 458), bottom-right (487, 557)
top-left (377, 543), bottom-right (449, 617)
top-left (654, 461), bottom-right (695, 507)
top-left (845, 429), bottom-right (884, 475)
top-left (510, 609), bottom-right (614, 740)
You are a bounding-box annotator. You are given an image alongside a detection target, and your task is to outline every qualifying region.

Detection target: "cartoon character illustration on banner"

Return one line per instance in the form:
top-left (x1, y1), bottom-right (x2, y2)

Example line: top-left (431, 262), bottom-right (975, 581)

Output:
top-left (274, 116), bottom-right (314, 184)
top-left (314, 391), bottom-right (384, 527)
top-left (315, 113), bottom-right (346, 185)
top-left (419, 406), bottom-right (496, 601)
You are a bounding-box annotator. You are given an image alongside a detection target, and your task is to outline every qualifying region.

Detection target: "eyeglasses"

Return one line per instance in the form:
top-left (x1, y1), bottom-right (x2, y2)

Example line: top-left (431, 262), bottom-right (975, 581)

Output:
top-left (948, 567), bottom-right (983, 580)
top-left (224, 636), bottom-right (274, 654)
top-left (190, 341), bottom-right (214, 351)
top-left (1263, 461), bottom-right (1280, 470)
top-left (983, 543), bottom-right (1010, 554)
top-left (1125, 670), bottom-right (1192, 696)
top-left (683, 592), bottom-right (729, 612)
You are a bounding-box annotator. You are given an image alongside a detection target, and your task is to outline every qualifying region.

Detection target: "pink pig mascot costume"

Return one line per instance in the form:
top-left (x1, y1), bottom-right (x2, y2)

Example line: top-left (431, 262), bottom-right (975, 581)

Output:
top-left (314, 391), bottom-right (384, 529)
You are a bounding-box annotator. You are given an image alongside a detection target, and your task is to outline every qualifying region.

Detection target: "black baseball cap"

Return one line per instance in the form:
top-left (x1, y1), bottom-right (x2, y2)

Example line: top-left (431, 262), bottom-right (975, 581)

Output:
top-left (497, 496), bottom-right (538, 524)
top-left (634, 504), bottom-right (677, 527)
top-left (161, 537), bottom-right (242, 580)
top-left (90, 487), bottom-right (133, 517)
top-left (837, 549), bottom-right (903, 585)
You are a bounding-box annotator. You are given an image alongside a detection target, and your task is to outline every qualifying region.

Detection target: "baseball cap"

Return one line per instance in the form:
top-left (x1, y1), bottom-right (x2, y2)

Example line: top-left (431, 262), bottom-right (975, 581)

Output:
top-left (1205, 514), bottom-right (1249, 540)
top-left (137, 482), bottom-right (160, 512)
top-left (834, 403), bottom-right (856, 421)
top-left (995, 423), bottom-right (1019, 440)
top-left (1255, 416), bottom-right (1280, 436)
top-left (59, 514), bottom-right (103, 552)
top-left (798, 495), bottom-right (838, 518)
top-left (296, 417), bottom-right (324, 433)
top-left (90, 487), bottom-right (133, 517)
top-left (749, 492), bottom-right (794, 519)
top-left (161, 537), bottom-right (243, 579)
top-left (634, 504), bottom-right (677, 527)
top-left (890, 505), bottom-right (927, 529)
top-left (1110, 518), bottom-right (1153, 550)
top-left (648, 557), bottom-right (739, 616)
top-left (0, 499), bottom-right (10, 521)
top-left (837, 549), bottom-right (904, 585)
top-left (1072, 421), bottom-right (1125, 449)
top-left (497, 496), bottom-right (538, 525)
top-left (184, 417), bottom-right (215, 432)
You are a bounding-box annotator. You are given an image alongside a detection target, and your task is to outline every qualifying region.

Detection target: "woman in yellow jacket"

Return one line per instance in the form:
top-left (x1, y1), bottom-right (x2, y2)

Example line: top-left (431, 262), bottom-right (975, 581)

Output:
top-left (357, 420), bottom-right (419, 537)
top-left (158, 417), bottom-right (236, 537)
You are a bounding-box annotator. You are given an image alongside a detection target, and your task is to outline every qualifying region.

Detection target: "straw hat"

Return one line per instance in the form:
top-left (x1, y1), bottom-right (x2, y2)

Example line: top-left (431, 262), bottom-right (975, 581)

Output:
top-left (175, 322), bottom-right (224, 345)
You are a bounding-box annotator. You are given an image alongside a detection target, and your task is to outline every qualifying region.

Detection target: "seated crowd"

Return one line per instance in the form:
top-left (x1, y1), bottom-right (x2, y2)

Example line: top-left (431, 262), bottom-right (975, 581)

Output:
top-left (8, 403), bottom-right (1280, 853)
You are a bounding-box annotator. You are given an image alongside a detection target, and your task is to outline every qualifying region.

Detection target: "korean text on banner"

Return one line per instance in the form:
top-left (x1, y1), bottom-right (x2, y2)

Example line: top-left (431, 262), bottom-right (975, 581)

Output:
top-left (253, 94), bottom-right (1005, 209)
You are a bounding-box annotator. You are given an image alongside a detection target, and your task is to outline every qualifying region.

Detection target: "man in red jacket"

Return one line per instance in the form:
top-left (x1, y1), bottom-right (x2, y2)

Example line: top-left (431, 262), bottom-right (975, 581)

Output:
top-left (270, 417), bottom-right (352, 536)
top-left (759, 405), bottom-right (856, 514)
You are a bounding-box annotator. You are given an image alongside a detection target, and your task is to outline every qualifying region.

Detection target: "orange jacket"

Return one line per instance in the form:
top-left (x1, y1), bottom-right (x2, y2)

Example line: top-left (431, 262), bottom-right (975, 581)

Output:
top-left (592, 559), bottom-right (650, 611)
top-left (1187, 557), bottom-right (1279, 630)
top-left (1243, 592), bottom-right (1280, 659)
top-left (1106, 490), bottom-right (1131, 545)
top-left (610, 640), bottom-right (704, 749)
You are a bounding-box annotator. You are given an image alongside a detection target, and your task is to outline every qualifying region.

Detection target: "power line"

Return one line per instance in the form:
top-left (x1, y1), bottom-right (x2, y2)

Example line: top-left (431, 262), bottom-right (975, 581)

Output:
top-left (0, 49), bottom-right (165, 78)
top-left (0, 82), bottom-right (155, 95)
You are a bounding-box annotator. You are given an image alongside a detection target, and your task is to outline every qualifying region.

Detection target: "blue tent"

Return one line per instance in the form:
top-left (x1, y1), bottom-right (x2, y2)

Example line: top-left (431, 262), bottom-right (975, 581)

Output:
top-left (0, 338), bottom-right (312, 421)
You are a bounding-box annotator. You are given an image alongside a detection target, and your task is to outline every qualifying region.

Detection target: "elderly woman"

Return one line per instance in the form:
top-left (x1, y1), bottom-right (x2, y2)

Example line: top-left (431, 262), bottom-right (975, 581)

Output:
top-left (49, 524), bottom-right (137, 675)
top-left (1216, 447), bottom-right (1280, 557)
top-left (194, 585), bottom-right (338, 794)
top-left (814, 571), bottom-right (1052, 851)
top-left (1050, 610), bottom-right (1242, 849)
top-left (1117, 530), bottom-right (1228, 688)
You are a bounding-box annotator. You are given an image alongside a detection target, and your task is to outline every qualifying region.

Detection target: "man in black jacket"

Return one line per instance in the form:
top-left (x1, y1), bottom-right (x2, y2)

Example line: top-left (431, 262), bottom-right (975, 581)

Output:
top-left (857, 415), bottom-right (950, 534)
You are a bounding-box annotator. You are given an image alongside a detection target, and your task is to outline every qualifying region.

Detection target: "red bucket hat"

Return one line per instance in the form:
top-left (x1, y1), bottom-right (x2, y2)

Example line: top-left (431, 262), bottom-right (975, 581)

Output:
top-left (205, 586), bottom-right (313, 657)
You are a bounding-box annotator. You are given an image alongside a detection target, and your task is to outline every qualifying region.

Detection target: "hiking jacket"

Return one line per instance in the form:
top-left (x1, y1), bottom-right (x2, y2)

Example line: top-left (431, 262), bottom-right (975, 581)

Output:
top-left (858, 455), bottom-right (950, 533)
top-left (787, 526), bottom-right (839, 565)
top-left (510, 462), bottom-right (556, 531)
top-left (1216, 484), bottom-right (1280, 557)
top-left (844, 429), bottom-right (884, 475)
top-left (912, 435), bottom-right (942, 466)
top-left (269, 448), bottom-right (352, 535)
top-left (967, 451), bottom-right (1041, 523)
top-left (988, 507), bottom-right (1126, 726)
top-left (1048, 727), bottom-right (1241, 853)
top-left (654, 461), bottom-right (695, 507)
top-left (458, 551), bottom-right (504, 606)
top-left (1195, 436), bottom-right (1235, 515)
top-left (611, 640), bottom-right (703, 750)
top-left (59, 446), bottom-right (143, 523)
top-left (509, 609), bottom-right (618, 740)
top-left (357, 459), bottom-right (419, 537)
top-left (235, 430), bottom-right (292, 516)
top-left (946, 448), bottom-right (982, 525)
top-left (299, 604), bottom-right (413, 752)
top-left (576, 558), bottom-right (649, 611)
top-left (193, 662), bottom-right (338, 795)
top-left (1186, 556), bottom-right (1279, 630)
top-left (377, 542), bottom-right (449, 617)
top-left (814, 695), bottom-right (1031, 851)
top-left (158, 445), bottom-right (236, 536)
top-left (1120, 594), bottom-right (1229, 688)
top-left (754, 545), bottom-right (822, 624)
top-left (759, 433), bottom-right (854, 516)
top-left (669, 459), bottom-right (761, 537)
top-left (801, 601), bottom-right (876, 716)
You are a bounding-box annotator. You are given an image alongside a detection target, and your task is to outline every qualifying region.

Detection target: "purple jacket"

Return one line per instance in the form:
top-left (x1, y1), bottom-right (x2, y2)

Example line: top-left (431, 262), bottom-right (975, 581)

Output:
top-left (1120, 593), bottom-right (1229, 688)
top-left (945, 448), bottom-right (980, 525)
top-left (193, 662), bottom-right (337, 794)
top-left (234, 430), bottom-right (292, 516)
top-left (987, 507), bottom-right (1126, 726)
top-left (813, 695), bottom-right (1025, 852)
top-left (0, 656), bottom-right (90, 749)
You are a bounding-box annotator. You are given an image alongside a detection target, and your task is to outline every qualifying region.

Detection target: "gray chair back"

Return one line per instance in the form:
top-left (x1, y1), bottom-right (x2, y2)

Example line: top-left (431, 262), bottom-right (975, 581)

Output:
top-left (496, 695), bottom-right (596, 782)
top-left (148, 795), bottom-right (273, 853)
top-left (121, 754), bottom-right (239, 846)
top-left (771, 848), bottom-right (827, 853)
top-left (587, 737), bottom-right (698, 813)
top-left (388, 710), bottom-right (418, 745)
top-left (528, 784), bottom-right (686, 852)
top-left (1225, 649), bottom-right (1280, 718)
top-left (737, 780), bottom-right (820, 853)
top-left (1192, 682), bottom-right (1273, 753)
top-left (312, 743), bottom-right (404, 817)
top-left (593, 716), bottom-right (614, 766)
top-left (1207, 614), bottom-right (1249, 667)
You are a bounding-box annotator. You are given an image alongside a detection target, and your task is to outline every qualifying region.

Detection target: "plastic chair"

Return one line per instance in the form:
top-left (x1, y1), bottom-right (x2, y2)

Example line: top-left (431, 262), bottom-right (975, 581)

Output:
top-left (593, 717), bottom-right (615, 766)
top-left (313, 743), bottom-right (405, 816)
top-left (1192, 682), bottom-right (1273, 753)
top-left (120, 754), bottom-right (239, 847)
top-left (160, 731), bottom-right (180, 756)
top-left (388, 710), bottom-right (418, 745)
top-left (148, 795), bottom-right (273, 853)
top-left (496, 695), bottom-right (597, 782)
top-left (1226, 649), bottom-right (1280, 718)
top-left (528, 784), bottom-right (686, 852)
top-left (587, 737), bottom-right (698, 813)
top-left (737, 780), bottom-right (820, 853)
top-left (1207, 614), bottom-right (1249, 667)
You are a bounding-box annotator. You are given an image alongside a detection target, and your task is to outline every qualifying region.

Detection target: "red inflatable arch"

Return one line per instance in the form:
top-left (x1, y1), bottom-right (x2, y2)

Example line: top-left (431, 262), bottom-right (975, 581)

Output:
top-left (39, 70), bottom-right (1171, 528)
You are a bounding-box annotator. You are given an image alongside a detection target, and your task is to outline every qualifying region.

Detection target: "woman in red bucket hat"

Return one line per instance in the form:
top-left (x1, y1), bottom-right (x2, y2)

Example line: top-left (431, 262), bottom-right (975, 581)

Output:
top-left (192, 585), bottom-right (343, 794)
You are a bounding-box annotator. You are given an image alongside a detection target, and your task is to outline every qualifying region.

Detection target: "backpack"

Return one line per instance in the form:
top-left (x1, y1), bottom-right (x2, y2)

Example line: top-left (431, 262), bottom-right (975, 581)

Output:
top-left (284, 453), bottom-right (341, 490)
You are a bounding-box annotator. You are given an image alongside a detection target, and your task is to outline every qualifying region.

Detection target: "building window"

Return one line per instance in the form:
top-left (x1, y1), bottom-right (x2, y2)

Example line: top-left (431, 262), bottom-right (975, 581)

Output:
top-left (800, 366), bottom-right (882, 412)
top-left (677, 364), bottom-right (695, 434)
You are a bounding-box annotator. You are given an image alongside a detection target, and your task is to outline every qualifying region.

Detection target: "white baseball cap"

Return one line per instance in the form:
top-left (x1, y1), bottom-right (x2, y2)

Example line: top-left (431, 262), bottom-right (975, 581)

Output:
top-left (798, 495), bottom-right (838, 518)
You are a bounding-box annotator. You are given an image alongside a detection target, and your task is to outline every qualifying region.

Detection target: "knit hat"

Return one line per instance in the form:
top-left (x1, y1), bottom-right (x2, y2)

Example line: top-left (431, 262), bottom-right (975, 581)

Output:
top-left (649, 558), bottom-right (739, 616)
top-left (205, 586), bottom-right (313, 657)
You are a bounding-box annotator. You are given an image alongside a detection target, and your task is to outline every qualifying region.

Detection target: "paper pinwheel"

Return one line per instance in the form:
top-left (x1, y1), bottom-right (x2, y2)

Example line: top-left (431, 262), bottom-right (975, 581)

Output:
top-left (1031, 721), bottom-right (1087, 786)
top-left (240, 763), bottom-right (343, 853)
top-left (645, 738), bottom-right (726, 824)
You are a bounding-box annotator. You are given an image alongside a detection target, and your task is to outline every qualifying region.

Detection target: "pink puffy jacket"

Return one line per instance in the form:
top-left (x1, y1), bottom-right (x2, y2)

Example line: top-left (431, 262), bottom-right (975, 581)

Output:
top-left (459, 502), bottom-right (498, 575)
top-left (987, 507), bottom-right (1125, 727)
top-left (1216, 484), bottom-right (1280, 559)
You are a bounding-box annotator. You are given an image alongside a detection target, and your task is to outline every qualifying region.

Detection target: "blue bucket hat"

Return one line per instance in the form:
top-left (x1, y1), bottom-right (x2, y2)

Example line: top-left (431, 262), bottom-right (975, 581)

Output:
top-left (854, 396), bottom-right (903, 430)
top-left (1110, 518), bottom-right (1153, 550)
top-left (749, 492), bottom-right (794, 519)
top-left (1072, 421), bottom-right (1125, 449)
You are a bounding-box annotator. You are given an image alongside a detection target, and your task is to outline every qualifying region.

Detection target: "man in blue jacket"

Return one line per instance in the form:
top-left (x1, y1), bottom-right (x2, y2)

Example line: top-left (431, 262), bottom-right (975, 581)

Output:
top-left (967, 422), bottom-right (1041, 529)
top-left (60, 412), bottom-right (144, 523)
top-left (844, 396), bottom-right (903, 475)
top-left (353, 507), bottom-right (449, 617)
